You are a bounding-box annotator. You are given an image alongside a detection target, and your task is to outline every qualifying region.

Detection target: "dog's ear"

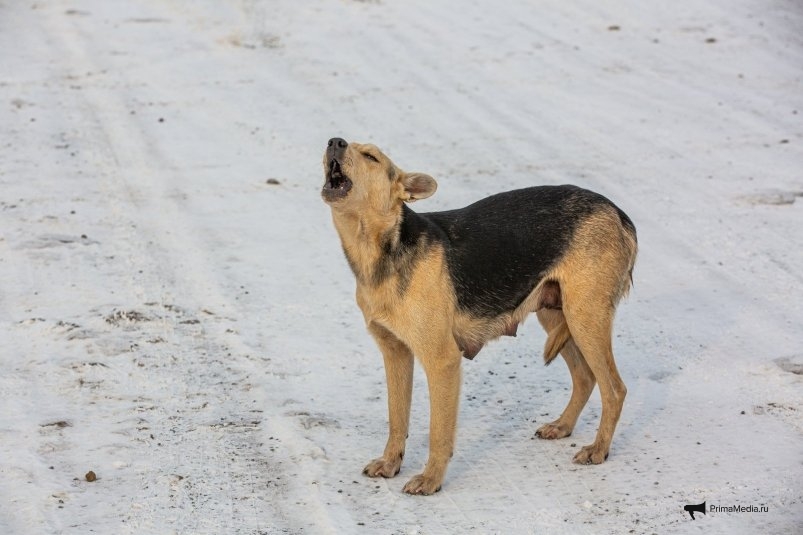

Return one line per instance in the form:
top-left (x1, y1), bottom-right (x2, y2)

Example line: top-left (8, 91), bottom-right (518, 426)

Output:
top-left (400, 172), bottom-right (437, 202)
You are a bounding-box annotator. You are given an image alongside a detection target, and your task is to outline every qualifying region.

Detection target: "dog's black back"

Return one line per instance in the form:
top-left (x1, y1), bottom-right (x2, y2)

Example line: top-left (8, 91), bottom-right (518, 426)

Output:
top-left (405, 185), bottom-right (635, 317)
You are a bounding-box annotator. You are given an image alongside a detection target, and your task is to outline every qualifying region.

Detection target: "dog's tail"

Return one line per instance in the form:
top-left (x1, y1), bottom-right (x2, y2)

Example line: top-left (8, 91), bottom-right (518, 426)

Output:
top-left (543, 316), bottom-right (571, 365)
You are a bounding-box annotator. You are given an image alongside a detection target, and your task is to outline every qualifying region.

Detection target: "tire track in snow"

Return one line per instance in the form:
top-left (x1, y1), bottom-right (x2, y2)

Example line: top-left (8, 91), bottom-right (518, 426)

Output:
top-left (31, 4), bottom-right (323, 533)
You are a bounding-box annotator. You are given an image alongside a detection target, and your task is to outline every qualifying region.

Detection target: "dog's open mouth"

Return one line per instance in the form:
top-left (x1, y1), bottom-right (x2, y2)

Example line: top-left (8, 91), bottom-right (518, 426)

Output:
top-left (322, 159), bottom-right (352, 201)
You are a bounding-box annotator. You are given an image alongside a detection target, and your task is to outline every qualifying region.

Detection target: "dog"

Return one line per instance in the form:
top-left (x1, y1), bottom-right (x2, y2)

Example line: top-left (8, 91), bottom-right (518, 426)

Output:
top-left (321, 138), bottom-right (637, 495)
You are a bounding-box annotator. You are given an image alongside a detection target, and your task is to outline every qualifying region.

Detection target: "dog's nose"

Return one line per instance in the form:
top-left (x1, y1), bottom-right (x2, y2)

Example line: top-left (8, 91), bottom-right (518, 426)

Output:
top-left (328, 137), bottom-right (348, 149)
top-left (327, 137), bottom-right (348, 160)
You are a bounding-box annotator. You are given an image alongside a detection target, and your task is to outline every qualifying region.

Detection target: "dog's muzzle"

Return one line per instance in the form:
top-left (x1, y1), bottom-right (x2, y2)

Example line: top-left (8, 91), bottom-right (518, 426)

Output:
top-left (322, 138), bottom-right (352, 202)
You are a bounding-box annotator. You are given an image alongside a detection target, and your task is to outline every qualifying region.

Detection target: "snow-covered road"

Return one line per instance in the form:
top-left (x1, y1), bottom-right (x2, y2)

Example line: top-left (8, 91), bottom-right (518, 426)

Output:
top-left (1, 1), bottom-right (801, 533)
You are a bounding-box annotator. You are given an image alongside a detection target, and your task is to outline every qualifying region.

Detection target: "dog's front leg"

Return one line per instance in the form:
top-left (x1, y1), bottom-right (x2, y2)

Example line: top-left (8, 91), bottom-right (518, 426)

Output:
top-left (363, 323), bottom-right (414, 479)
top-left (402, 340), bottom-right (462, 495)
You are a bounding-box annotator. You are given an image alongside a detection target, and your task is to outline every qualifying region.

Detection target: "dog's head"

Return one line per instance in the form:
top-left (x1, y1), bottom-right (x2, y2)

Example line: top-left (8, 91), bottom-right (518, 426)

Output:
top-left (322, 138), bottom-right (437, 213)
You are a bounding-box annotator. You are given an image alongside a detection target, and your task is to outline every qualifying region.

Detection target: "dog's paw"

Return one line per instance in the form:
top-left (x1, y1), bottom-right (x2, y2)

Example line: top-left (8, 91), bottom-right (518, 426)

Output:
top-left (572, 443), bottom-right (609, 465)
top-left (535, 422), bottom-right (572, 440)
top-left (402, 473), bottom-right (442, 495)
top-left (363, 456), bottom-right (402, 478)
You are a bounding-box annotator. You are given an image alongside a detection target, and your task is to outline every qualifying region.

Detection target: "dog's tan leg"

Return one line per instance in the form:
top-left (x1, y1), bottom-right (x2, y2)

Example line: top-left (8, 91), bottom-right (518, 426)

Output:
top-left (563, 305), bottom-right (626, 464)
top-left (363, 323), bottom-right (414, 479)
top-left (535, 308), bottom-right (596, 440)
top-left (402, 337), bottom-right (462, 495)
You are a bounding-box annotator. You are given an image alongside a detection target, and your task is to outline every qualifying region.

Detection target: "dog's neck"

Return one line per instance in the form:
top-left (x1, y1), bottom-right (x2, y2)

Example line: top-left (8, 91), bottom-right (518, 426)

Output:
top-left (331, 203), bottom-right (405, 287)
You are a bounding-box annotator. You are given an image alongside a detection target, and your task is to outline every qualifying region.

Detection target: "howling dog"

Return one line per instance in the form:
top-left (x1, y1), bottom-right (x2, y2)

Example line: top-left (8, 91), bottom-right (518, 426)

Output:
top-left (321, 138), bottom-right (637, 495)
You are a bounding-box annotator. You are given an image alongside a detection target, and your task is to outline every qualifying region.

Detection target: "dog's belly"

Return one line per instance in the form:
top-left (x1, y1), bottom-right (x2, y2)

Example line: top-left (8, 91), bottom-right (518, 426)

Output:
top-left (451, 279), bottom-right (561, 360)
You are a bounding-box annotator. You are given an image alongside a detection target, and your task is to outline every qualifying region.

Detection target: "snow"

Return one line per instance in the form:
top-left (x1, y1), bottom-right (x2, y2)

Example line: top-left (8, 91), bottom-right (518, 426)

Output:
top-left (1, 0), bottom-right (801, 533)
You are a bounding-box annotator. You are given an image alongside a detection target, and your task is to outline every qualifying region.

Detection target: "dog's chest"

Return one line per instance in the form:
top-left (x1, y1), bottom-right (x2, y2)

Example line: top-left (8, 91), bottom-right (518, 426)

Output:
top-left (355, 246), bottom-right (452, 336)
top-left (355, 282), bottom-right (399, 323)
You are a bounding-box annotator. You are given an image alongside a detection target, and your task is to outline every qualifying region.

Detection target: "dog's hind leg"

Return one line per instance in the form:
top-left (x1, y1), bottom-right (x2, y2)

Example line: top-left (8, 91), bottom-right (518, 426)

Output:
top-left (547, 209), bottom-right (633, 463)
top-left (562, 302), bottom-right (627, 464)
top-left (363, 323), bottom-right (414, 479)
top-left (534, 309), bottom-right (596, 440)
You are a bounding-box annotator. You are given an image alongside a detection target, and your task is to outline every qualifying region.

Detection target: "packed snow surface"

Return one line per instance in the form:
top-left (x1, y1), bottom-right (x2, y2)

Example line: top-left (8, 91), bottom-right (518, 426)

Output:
top-left (1, 0), bottom-right (801, 533)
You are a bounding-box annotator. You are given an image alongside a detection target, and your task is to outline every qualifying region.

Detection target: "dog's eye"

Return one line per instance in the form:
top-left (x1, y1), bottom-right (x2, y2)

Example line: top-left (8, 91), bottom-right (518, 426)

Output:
top-left (363, 152), bottom-right (379, 163)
